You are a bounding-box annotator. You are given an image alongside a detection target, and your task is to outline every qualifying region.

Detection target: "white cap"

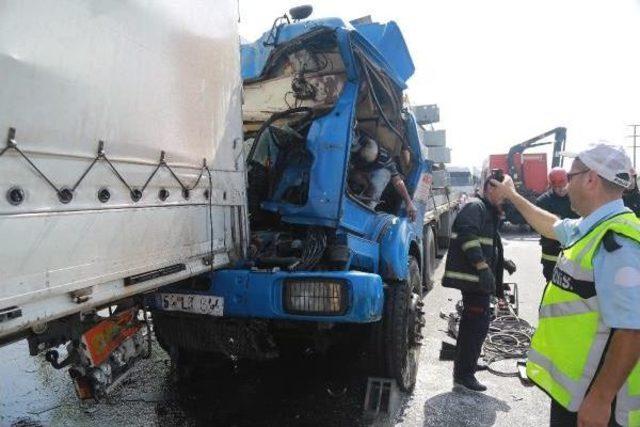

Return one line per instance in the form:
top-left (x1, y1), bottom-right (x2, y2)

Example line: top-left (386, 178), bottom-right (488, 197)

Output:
top-left (562, 143), bottom-right (633, 189)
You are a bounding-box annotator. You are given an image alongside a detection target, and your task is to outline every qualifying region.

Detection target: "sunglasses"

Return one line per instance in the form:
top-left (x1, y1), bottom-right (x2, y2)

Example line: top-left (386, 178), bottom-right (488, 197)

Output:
top-left (567, 169), bottom-right (590, 182)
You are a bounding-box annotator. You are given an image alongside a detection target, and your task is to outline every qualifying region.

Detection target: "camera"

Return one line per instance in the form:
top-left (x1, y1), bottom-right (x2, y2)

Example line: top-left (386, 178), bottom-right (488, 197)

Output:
top-left (491, 168), bottom-right (505, 183)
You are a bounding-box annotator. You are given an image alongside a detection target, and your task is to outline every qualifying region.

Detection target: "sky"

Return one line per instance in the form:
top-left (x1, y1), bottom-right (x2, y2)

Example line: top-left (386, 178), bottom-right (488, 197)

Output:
top-left (238, 0), bottom-right (640, 169)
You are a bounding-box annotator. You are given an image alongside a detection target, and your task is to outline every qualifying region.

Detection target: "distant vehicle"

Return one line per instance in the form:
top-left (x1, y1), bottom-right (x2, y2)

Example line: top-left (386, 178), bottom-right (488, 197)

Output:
top-left (447, 166), bottom-right (478, 199)
top-left (485, 127), bottom-right (567, 224)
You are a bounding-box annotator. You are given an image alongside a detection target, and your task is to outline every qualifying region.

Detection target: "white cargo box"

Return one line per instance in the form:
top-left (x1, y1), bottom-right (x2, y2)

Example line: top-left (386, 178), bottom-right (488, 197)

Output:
top-left (412, 104), bottom-right (440, 125)
top-left (422, 130), bottom-right (447, 147)
top-left (427, 146), bottom-right (452, 163)
top-left (0, 0), bottom-right (247, 341)
top-left (431, 170), bottom-right (450, 188)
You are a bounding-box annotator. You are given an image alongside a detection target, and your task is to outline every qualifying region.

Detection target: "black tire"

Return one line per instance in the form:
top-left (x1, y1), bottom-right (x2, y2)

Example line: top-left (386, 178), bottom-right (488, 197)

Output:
top-left (436, 212), bottom-right (452, 258)
top-left (436, 240), bottom-right (449, 258)
top-left (153, 314), bottom-right (229, 381)
top-left (423, 226), bottom-right (437, 292)
top-left (171, 347), bottom-right (197, 381)
top-left (169, 346), bottom-right (232, 382)
top-left (155, 335), bottom-right (169, 355)
top-left (373, 256), bottom-right (424, 392)
top-left (436, 232), bottom-right (449, 258)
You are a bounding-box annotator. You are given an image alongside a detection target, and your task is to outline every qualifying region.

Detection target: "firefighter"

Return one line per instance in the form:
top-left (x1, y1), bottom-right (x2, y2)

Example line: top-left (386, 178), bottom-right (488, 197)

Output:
top-left (490, 144), bottom-right (640, 427)
top-left (623, 169), bottom-right (640, 217)
top-left (535, 167), bottom-right (579, 282)
top-left (442, 170), bottom-right (512, 392)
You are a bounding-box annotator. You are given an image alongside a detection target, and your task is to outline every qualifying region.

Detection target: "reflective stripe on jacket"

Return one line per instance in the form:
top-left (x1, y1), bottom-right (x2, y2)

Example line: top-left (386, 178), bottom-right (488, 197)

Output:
top-left (442, 197), bottom-right (503, 294)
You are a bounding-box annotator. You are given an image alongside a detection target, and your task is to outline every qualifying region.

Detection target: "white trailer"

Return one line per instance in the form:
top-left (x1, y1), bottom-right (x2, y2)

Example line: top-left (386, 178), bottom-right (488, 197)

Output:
top-left (0, 0), bottom-right (247, 362)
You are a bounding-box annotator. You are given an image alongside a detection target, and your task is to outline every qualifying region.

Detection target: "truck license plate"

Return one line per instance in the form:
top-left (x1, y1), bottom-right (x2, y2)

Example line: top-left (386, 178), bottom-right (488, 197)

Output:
top-left (158, 293), bottom-right (223, 316)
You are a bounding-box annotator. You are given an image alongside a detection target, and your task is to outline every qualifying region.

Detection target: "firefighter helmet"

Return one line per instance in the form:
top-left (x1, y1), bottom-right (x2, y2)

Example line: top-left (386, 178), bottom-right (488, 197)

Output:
top-left (548, 167), bottom-right (568, 187)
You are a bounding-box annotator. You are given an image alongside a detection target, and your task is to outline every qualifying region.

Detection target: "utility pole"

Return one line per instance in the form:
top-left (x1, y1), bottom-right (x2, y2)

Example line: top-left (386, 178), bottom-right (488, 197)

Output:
top-left (628, 124), bottom-right (640, 169)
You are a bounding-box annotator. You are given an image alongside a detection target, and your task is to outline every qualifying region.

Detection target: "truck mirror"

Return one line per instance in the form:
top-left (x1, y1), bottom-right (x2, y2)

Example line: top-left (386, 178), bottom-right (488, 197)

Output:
top-left (289, 5), bottom-right (313, 21)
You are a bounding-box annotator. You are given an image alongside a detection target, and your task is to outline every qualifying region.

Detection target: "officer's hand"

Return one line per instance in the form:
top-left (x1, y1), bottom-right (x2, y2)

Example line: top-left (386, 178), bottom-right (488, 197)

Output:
top-left (478, 268), bottom-right (496, 295)
top-left (490, 174), bottom-right (516, 201)
top-left (504, 259), bottom-right (517, 275)
top-left (578, 391), bottom-right (612, 427)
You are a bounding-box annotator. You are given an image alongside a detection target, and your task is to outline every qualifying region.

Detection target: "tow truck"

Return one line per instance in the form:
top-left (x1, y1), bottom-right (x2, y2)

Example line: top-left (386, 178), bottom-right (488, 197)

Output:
top-left (487, 127), bottom-right (567, 224)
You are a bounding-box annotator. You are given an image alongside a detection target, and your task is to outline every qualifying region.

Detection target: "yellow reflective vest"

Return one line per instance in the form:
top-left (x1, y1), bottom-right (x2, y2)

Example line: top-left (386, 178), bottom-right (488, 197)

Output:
top-left (527, 212), bottom-right (640, 426)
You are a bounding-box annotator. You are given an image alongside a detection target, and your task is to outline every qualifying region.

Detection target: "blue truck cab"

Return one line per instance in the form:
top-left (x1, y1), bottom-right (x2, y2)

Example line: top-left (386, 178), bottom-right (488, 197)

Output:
top-left (151, 10), bottom-right (454, 391)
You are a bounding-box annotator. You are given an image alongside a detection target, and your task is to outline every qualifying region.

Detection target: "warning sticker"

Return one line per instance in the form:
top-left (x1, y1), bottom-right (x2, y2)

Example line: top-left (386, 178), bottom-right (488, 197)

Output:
top-left (414, 173), bottom-right (433, 203)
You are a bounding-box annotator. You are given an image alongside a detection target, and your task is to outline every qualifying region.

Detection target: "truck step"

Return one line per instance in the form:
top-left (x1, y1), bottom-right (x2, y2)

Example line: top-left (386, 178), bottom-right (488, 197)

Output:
top-left (363, 377), bottom-right (400, 421)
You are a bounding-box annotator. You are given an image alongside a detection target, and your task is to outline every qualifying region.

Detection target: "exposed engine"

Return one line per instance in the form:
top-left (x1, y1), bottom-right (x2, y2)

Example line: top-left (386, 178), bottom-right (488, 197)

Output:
top-left (250, 228), bottom-right (328, 271)
top-left (71, 309), bottom-right (150, 399)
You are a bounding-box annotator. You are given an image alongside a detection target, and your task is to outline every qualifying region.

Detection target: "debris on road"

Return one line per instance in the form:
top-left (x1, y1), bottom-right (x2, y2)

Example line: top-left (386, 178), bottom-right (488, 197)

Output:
top-left (440, 283), bottom-right (535, 378)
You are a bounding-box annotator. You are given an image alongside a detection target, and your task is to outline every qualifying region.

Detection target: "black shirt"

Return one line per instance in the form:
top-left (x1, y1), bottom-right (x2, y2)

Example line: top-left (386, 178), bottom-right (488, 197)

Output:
top-left (535, 190), bottom-right (579, 257)
top-left (535, 190), bottom-right (577, 219)
top-left (443, 197), bottom-right (505, 296)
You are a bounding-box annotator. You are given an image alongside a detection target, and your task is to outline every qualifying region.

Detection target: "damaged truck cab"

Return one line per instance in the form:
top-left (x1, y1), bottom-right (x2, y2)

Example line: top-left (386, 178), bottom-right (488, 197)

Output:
top-left (152, 12), bottom-right (455, 391)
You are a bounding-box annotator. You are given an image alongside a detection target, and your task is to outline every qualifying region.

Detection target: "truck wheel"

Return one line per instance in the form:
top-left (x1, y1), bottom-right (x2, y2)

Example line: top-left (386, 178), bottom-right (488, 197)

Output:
top-left (436, 239), bottom-right (449, 258)
top-left (170, 346), bottom-right (231, 381)
top-left (169, 346), bottom-right (197, 381)
top-left (376, 256), bottom-right (424, 392)
top-left (423, 226), bottom-right (437, 292)
top-left (436, 212), bottom-right (452, 258)
top-left (435, 230), bottom-right (449, 258)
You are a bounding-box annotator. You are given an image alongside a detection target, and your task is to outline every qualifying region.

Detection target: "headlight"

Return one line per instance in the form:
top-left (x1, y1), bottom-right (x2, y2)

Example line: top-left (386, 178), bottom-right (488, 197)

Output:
top-left (283, 279), bottom-right (347, 315)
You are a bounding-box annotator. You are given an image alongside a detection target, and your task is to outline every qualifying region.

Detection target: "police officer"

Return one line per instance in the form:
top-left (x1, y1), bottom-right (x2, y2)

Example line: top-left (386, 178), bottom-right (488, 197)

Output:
top-left (490, 144), bottom-right (640, 427)
top-left (623, 169), bottom-right (640, 217)
top-left (442, 170), bottom-right (509, 392)
top-left (535, 167), bottom-right (579, 282)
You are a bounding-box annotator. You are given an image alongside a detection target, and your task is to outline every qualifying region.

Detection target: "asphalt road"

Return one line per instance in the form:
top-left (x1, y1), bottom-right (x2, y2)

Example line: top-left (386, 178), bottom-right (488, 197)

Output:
top-left (0, 231), bottom-right (551, 427)
top-left (398, 230), bottom-right (550, 427)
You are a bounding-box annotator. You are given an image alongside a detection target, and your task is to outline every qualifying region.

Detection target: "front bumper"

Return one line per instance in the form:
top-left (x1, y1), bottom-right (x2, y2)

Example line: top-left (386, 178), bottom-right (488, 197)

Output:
top-left (151, 269), bottom-right (384, 323)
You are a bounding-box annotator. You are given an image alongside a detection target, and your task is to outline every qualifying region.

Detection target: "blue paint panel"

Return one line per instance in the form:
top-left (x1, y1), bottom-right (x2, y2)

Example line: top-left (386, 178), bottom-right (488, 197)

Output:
top-left (348, 32), bottom-right (408, 90)
top-left (241, 19), bottom-right (412, 86)
top-left (241, 18), bottom-right (346, 80)
top-left (262, 81), bottom-right (358, 227)
top-left (339, 197), bottom-right (396, 242)
top-left (342, 233), bottom-right (380, 273)
top-left (352, 21), bottom-right (415, 82)
top-left (379, 217), bottom-right (418, 280)
top-left (243, 25), bottom-right (416, 230)
top-left (237, 17), bottom-right (427, 293)
top-left (339, 197), bottom-right (378, 235)
top-left (403, 112), bottom-right (433, 199)
top-left (258, 29), bottom-right (361, 228)
top-left (151, 270), bottom-right (384, 323)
